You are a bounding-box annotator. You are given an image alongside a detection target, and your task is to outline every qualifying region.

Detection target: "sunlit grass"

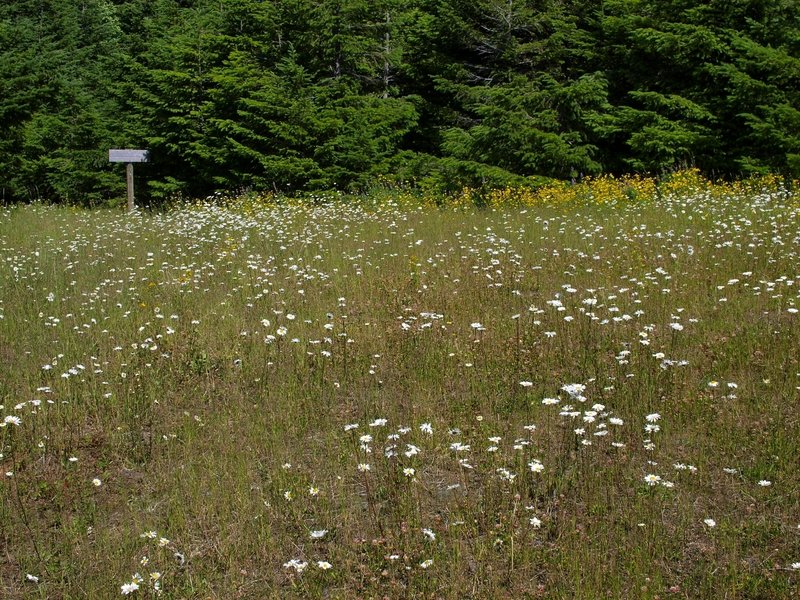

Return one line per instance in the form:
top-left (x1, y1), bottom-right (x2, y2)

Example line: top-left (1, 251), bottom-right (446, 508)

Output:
top-left (1, 175), bottom-right (799, 598)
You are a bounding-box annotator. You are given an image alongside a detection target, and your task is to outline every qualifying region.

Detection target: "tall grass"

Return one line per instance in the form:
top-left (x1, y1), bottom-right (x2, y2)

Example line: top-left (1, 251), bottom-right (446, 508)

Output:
top-left (1, 174), bottom-right (799, 598)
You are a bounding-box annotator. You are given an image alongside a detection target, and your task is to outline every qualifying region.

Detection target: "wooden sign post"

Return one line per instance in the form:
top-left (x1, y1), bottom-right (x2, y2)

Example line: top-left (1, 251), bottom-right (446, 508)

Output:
top-left (109, 149), bottom-right (149, 211)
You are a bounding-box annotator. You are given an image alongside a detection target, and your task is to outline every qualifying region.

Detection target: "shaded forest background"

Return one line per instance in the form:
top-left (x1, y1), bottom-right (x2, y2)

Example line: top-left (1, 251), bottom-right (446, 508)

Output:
top-left (1, 0), bottom-right (798, 205)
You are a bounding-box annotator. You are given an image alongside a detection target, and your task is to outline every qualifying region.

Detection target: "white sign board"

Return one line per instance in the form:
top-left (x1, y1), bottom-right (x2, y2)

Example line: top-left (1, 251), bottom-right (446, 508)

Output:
top-left (109, 149), bottom-right (149, 163)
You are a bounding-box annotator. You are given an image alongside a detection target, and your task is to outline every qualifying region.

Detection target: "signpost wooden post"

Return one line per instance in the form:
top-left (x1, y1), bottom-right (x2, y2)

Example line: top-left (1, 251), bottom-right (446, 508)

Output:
top-left (109, 149), bottom-right (149, 212)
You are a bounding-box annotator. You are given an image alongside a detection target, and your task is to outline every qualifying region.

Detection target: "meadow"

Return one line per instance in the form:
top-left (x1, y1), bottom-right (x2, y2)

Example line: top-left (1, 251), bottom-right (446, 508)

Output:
top-left (1, 172), bottom-right (799, 599)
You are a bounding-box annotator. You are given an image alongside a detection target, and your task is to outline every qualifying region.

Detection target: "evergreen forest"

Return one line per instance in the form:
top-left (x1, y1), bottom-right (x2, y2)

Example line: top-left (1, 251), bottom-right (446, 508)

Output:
top-left (1, 0), bottom-right (799, 205)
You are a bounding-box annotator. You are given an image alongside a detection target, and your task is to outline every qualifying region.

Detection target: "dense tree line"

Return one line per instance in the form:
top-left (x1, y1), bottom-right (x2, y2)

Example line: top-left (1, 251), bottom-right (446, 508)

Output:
top-left (1, 0), bottom-right (798, 204)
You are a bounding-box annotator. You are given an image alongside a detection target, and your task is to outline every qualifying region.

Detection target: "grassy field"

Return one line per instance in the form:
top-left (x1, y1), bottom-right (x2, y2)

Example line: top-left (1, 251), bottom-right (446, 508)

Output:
top-left (1, 174), bottom-right (799, 598)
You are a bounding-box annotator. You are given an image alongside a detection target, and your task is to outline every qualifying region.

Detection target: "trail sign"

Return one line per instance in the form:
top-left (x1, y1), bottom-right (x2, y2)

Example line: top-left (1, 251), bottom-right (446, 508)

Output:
top-left (109, 149), bottom-right (149, 211)
top-left (109, 149), bottom-right (149, 163)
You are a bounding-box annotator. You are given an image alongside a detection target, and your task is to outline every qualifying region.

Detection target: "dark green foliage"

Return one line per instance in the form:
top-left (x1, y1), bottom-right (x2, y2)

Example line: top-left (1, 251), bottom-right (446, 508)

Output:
top-left (599, 0), bottom-right (800, 176)
top-left (0, 0), bottom-right (127, 204)
top-left (1, 0), bottom-right (799, 204)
